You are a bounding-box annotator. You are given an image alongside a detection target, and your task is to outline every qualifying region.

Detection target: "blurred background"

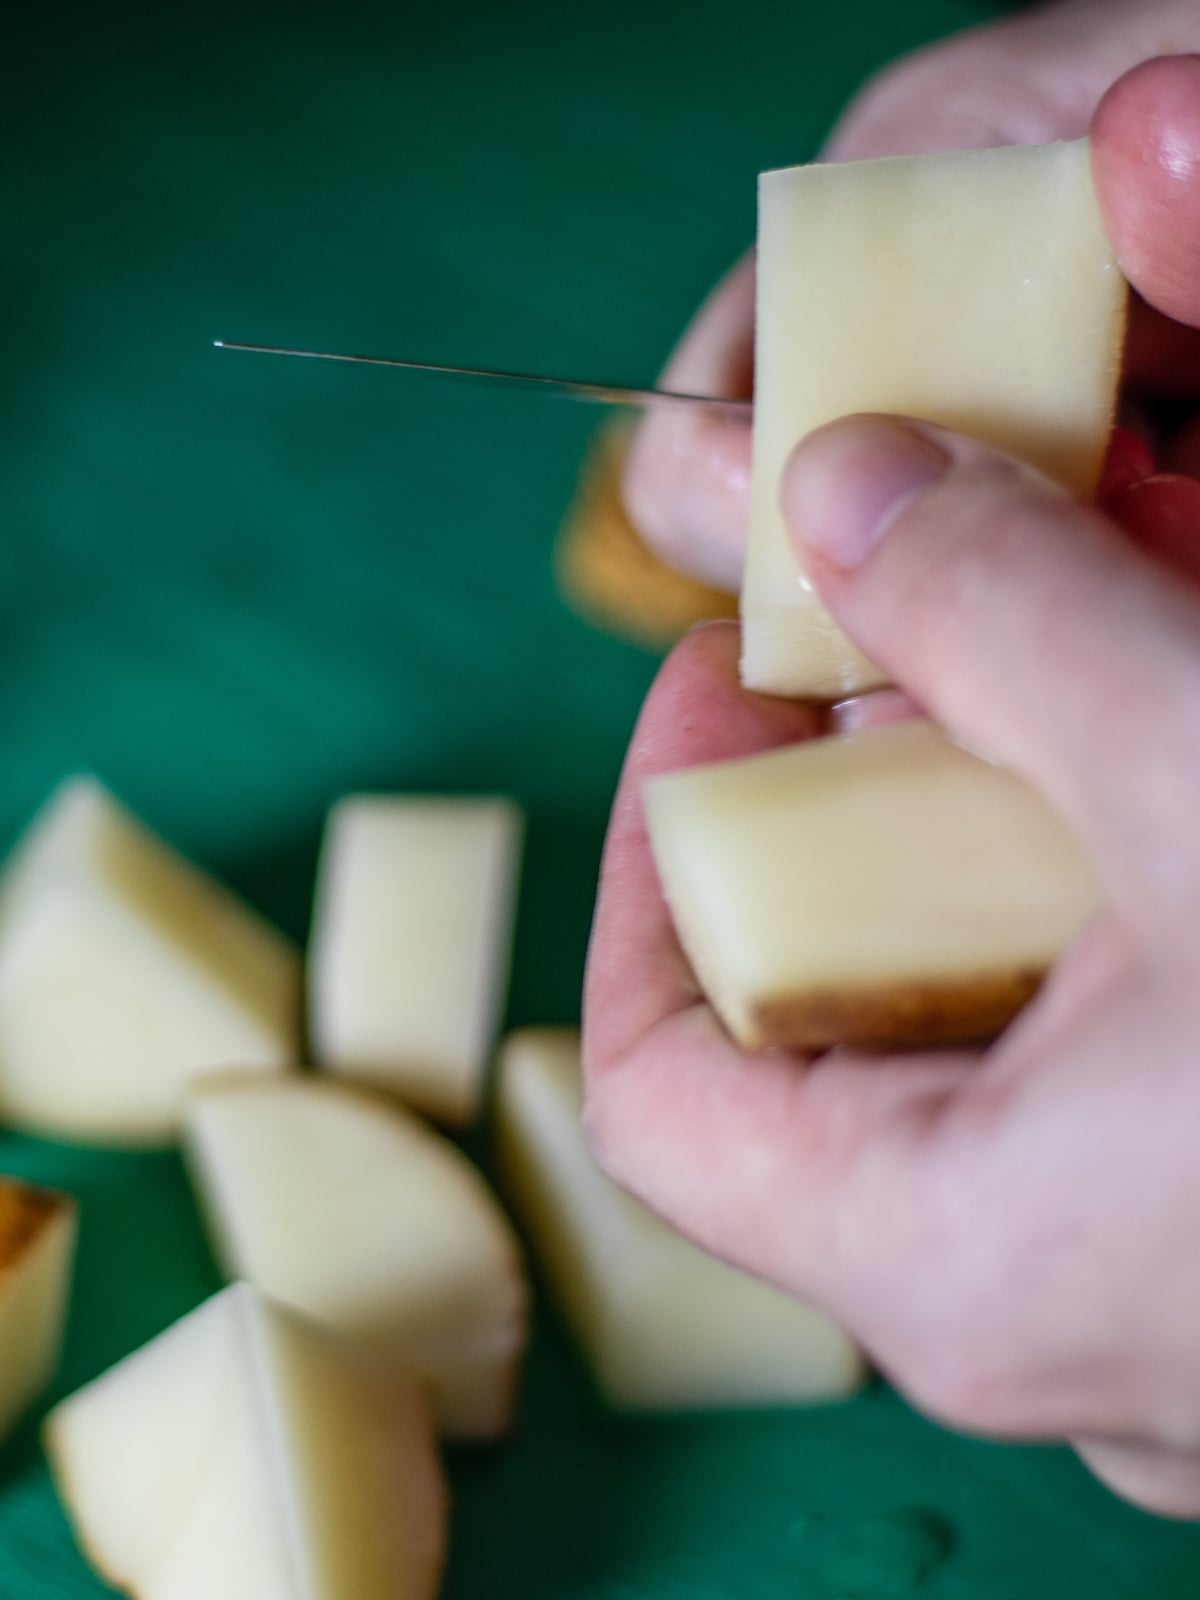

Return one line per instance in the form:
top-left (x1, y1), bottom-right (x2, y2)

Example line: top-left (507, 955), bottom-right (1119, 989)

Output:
top-left (3, 0), bottom-right (1200, 1594)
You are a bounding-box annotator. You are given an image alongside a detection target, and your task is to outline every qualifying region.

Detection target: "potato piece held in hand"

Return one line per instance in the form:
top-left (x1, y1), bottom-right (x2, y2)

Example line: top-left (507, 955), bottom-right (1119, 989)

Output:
top-left (45, 1282), bottom-right (446, 1600)
top-left (556, 417), bottom-right (738, 648)
top-left (309, 794), bottom-right (522, 1126)
top-left (0, 1177), bottom-right (76, 1443)
top-left (0, 778), bottom-right (300, 1145)
top-left (743, 138), bottom-right (1126, 699)
top-left (184, 1074), bottom-right (527, 1438)
top-left (645, 719), bottom-right (1097, 1052)
top-left (496, 1028), bottom-right (864, 1409)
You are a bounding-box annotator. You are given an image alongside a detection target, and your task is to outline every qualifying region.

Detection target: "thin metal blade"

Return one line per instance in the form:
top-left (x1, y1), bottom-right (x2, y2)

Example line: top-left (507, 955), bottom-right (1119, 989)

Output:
top-left (213, 341), bottom-right (752, 417)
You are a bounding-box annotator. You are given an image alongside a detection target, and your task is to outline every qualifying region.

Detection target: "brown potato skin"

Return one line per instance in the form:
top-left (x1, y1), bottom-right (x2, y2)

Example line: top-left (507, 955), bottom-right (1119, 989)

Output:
top-left (0, 1179), bottom-right (69, 1275)
top-left (743, 967), bottom-right (1046, 1053)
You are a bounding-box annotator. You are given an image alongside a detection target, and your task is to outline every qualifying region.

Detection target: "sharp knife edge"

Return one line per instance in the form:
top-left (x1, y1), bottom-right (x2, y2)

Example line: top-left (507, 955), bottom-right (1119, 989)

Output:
top-left (213, 341), bottom-right (752, 417)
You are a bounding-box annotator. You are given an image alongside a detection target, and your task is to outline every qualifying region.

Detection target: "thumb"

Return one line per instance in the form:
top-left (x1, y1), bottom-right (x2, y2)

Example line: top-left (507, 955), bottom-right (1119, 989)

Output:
top-left (781, 415), bottom-right (1200, 922)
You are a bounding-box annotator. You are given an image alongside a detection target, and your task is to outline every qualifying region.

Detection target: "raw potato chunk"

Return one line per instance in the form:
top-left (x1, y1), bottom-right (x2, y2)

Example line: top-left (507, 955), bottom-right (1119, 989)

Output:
top-left (743, 139), bottom-right (1125, 699)
top-left (309, 795), bottom-right (522, 1125)
top-left (0, 1177), bottom-right (76, 1442)
top-left (645, 719), bottom-right (1097, 1051)
top-left (496, 1029), bottom-right (864, 1409)
top-left (0, 778), bottom-right (300, 1144)
top-left (555, 417), bottom-right (738, 647)
top-left (45, 1283), bottom-right (446, 1600)
top-left (184, 1074), bottom-right (527, 1438)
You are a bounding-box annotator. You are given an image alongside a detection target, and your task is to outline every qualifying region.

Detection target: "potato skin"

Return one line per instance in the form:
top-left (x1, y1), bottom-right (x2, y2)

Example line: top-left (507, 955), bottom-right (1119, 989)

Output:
top-left (744, 966), bottom-right (1046, 1053)
top-left (0, 1180), bottom-right (69, 1276)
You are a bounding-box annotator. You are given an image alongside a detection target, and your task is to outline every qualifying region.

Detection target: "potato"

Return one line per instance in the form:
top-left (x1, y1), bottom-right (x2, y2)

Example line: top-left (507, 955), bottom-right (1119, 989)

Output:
top-left (645, 719), bottom-right (1096, 1051)
top-left (309, 795), bottom-right (522, 1126)
top-left (46, 1283), bottom-right (446, 1600)
top-left (184, 1073), bottom-right (527, 1438)
top-left (495, 1028), bottom-right (864, 1408)
top-left (0, 1177), bottom-right (76, 1442)
top-left (0, 778), bottom-right (300, 1144)
top-left (742, 139), bottom-right (1125, 700)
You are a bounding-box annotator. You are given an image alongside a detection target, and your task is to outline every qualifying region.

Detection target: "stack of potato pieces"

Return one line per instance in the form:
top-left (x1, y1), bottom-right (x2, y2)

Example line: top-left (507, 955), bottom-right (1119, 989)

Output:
top-left (650, 138), bottom-right (1124, 1053)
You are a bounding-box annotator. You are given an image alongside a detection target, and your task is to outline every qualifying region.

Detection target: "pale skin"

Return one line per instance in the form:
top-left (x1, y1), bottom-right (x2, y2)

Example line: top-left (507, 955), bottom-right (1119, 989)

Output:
top-left (584, 9), bottom-right (1200, 1519)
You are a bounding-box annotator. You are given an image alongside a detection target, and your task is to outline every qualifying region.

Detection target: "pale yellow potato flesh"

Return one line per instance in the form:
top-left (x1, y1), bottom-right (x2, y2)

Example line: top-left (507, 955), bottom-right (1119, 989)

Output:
top-left (742, 138), bottom-right (1125, 699)
top-left (0, 1177), bottom-right (76, 1443)
top-left (495, 1028), bottom-right (864, 1409)
top-left (45, 1282), bottom-right (446, 1600)
top-left (184, 1074), bottom-right (527, 1438)
top-left (309, 795), bottom-right (523, 1126)
top-left (0, 778), bottom-right (300, 1144)
top-left (645, 719), bottom-right (1097, 1051)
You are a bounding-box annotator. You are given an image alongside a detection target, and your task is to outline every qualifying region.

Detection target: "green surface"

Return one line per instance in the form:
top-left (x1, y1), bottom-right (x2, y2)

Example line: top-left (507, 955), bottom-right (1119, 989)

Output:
top-left (2, 0), bottom-right (1199, 1593)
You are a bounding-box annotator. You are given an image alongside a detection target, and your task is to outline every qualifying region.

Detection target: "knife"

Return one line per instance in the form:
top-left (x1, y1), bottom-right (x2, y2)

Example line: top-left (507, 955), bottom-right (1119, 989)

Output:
top-left (213, 341), bottom-right (752, 419)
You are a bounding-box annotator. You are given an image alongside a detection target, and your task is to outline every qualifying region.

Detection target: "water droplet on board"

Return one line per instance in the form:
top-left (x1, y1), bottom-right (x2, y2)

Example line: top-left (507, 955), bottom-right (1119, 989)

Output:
top-left (788, 1507), bottom-right (955, 1596)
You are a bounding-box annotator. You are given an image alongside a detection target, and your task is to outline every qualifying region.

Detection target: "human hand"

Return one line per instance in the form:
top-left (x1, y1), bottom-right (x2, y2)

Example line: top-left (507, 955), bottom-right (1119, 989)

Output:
top-left (585, 403), bottom-right (1200, 1514)
top-left (623, 8), bottom-right (1200, 594)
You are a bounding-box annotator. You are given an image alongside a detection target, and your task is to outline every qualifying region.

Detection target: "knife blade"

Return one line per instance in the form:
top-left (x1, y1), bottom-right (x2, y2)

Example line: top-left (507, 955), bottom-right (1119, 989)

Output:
top-left (213, 341), bottom-right (752, 418)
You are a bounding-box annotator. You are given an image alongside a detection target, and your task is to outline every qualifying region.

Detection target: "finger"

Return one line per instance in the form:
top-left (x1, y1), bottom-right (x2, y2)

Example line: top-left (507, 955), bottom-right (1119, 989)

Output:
top-left (582, 620), bottom-right (977, 1306)
top-left (1092, 56), bottom-right (1200, 330)
top-left (1075, 1439), bottom-right (1200, 1520)
top-left (622, 258), bottom-right (753, 592)
top-left (583, 621), bottom-right (818, 1082)
top-left (782, 415), bottom-right (1200, 921)
top-left (1110, 474), bottom-right (1200, 587)
top-left (1097, 422), bottom-right (1156, 504)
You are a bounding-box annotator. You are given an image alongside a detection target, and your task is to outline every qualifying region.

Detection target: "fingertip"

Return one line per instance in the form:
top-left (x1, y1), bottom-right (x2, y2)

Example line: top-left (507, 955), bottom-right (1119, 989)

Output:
top-left (1092, 56), bottom-right (1200, 329)
top-left (1109, 473), bottom-right (1200, 585)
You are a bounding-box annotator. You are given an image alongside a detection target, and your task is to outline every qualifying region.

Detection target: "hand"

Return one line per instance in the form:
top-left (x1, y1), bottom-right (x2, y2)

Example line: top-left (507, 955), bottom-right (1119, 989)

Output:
top-left (584, 407), bottom-right (1200, 1516)
top-left (622, 7), bottom-right (1200, 593)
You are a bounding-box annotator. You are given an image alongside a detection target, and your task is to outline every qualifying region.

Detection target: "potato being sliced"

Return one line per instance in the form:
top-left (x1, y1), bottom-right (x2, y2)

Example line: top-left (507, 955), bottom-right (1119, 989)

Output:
top-left (183, 1074), bottom-right (527, 1437)
top-left (645, 718), bottom-right (1097, 1051)
top-left (0, 1177), bottom-right (76, 1442)
top-left (496, 1028), bottom-right (864, 1409)
top-left (742, 138), bottom-right (1125, 699)
top-left (309, 795), bottom-right (522, 1126)
top-left (45, 1283), bottom-right (446, 1600)
top-left (0, 778), bottom-right (300, 1145)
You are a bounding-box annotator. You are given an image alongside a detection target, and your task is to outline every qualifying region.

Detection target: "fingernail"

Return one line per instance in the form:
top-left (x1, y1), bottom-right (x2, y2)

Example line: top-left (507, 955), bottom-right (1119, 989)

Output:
top-left (781, 417), bottom-right (950, 571)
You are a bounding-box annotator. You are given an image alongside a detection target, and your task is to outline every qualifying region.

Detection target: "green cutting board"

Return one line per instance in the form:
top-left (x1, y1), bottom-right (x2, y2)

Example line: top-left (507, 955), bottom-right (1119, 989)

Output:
top-left (2, 0), bottom-right (1198, 1593)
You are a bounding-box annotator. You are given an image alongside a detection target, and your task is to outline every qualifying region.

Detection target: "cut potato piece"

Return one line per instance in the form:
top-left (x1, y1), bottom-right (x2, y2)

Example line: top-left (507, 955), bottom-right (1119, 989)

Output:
top-left (45, 1283), bottom-right (446, 1600)
top-left (743, 139), bottom-right (1125, 699)
top-left (0, 778), bottom-right (300, 1144)
top-left (309, 795), bottom-right (522, 1125)
top-left (184, 1074), bottom-right (527, 1438)
top-left (645, 718), bottom-right (1097, 1051)
top-left (496, 1028), bottom-right (864, 1409)
top-left (0, 1177), bottom-right (76, 1442)
top-left (555, 417), bottom-right (738, 647)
